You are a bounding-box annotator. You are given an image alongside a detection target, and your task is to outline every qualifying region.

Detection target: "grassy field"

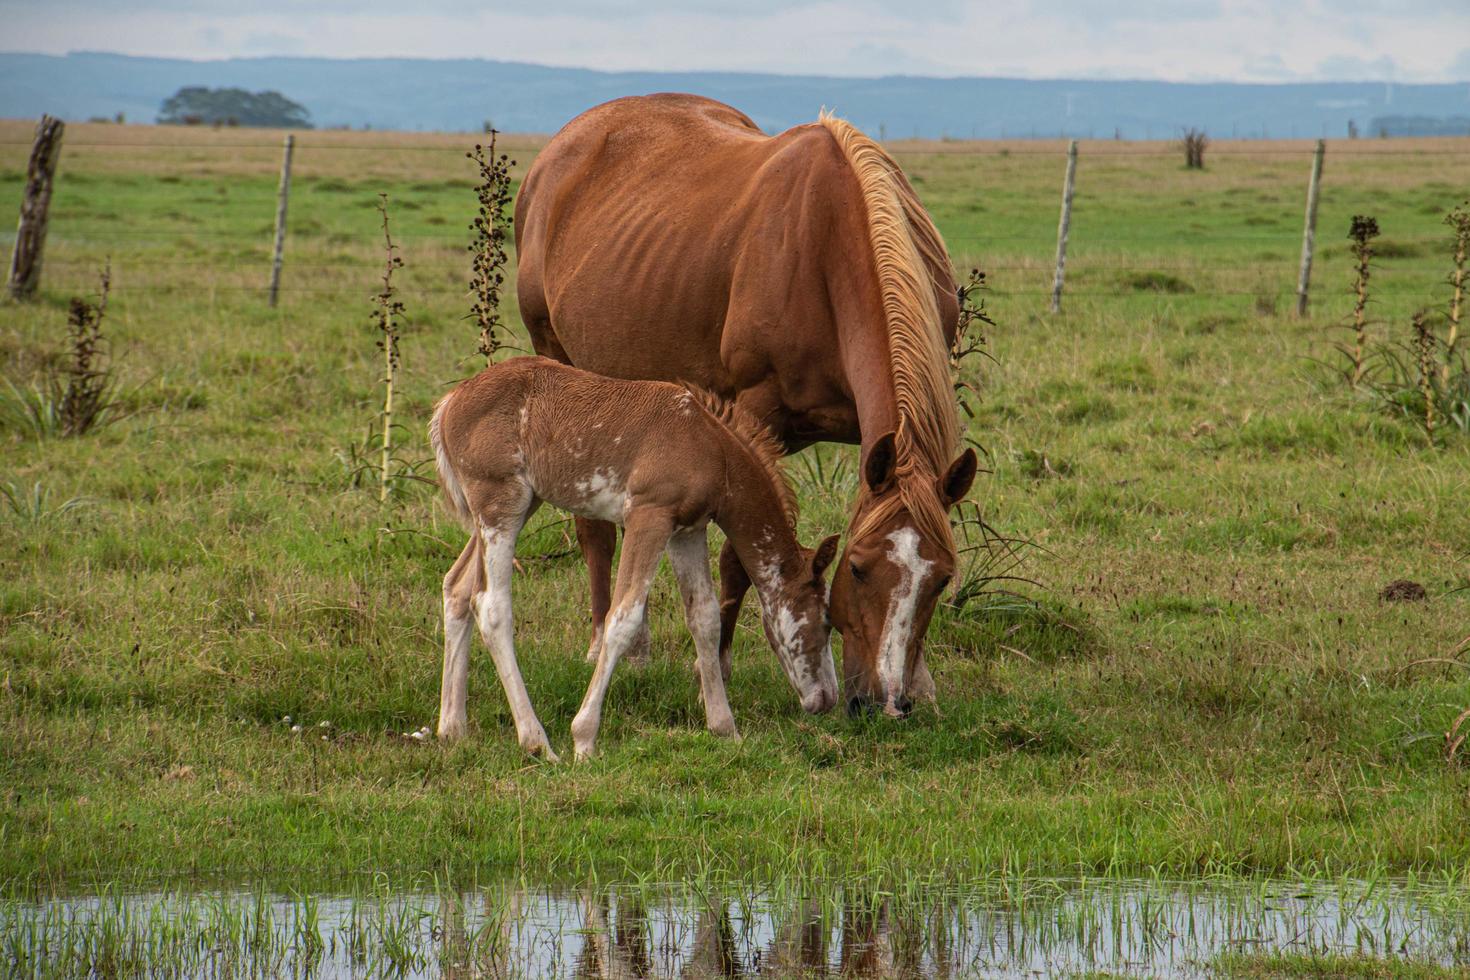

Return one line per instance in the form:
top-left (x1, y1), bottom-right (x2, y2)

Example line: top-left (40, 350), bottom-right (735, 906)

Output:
top-left (2, 120), bottom-right (1469, 896)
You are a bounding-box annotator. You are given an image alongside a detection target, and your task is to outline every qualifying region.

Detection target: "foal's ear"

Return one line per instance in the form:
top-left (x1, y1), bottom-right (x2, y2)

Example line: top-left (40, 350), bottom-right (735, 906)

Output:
top-left (864, 432), bottom-right (898, 495)
top-left (938, 448), bottom-right (978, 508)
top-left (810, 534), bottom-right (840, 582)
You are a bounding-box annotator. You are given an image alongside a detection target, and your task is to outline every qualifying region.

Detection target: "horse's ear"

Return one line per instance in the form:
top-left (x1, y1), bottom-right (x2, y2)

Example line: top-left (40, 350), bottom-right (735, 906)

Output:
top-left (864, 432), bottom-right (898, 495)
top-left (938, 448), bottom-right (977, 508)
top-left (811, 534), bottom-right (840, 582)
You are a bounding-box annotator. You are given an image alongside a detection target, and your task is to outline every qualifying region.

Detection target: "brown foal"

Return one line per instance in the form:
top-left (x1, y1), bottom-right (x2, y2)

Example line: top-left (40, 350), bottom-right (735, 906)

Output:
top-left (430, 357), bottom-right (840, 761)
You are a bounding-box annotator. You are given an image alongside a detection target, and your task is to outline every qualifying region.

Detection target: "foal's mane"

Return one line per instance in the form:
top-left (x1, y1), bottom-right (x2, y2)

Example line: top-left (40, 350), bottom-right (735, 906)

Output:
top-left (817, 111), bottom-right (960, 558)
top-left (681, 384), bottom-right (798, 530)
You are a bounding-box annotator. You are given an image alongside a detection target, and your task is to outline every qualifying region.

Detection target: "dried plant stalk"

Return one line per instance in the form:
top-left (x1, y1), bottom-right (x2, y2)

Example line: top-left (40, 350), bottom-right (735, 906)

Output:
top-left (1413, 309), bottom-right (1436, 437)
top-left (59, 263), bottom-right (114, 436)
top-left (1444, 201), bottom-right (1468, 388)
top-left (467, 131), bottom-right (516, 363)
top-left (950, 268), bottom-right (994, 421)
top-left (374, 194), bottom-right (405, 502)
top-left (1348, 215), bottom-right (1379, 386)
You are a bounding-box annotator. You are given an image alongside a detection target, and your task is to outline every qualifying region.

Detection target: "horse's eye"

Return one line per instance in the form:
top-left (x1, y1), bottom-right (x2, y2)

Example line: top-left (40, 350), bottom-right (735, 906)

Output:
top-left (849, 560), bottom-right (866, 583)
top-left (936, 574), bottom-right (952, 593)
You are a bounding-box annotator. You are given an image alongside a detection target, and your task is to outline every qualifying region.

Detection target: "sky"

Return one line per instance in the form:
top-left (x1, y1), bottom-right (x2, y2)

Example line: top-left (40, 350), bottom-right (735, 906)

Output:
top-left (3, 0), bottom-right (1468, 83)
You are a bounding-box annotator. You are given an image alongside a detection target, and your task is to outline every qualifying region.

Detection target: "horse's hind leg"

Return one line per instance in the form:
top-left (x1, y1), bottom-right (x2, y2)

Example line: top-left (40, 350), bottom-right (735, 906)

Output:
top-left (438, 535), bottom-right (482, 741)
top-left (571, 507), bottom-right (673, 760)
top-left (476, 494), bottom-right (557, 760)
top-left (669, 526), bottom-right (738, 740)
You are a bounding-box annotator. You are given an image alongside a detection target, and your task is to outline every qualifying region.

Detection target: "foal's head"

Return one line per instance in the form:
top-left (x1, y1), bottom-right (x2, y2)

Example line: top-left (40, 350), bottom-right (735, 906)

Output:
top-left (757, 533), bottom-right (841, 714)
top-left (829, 431), bottom-right (977, 718)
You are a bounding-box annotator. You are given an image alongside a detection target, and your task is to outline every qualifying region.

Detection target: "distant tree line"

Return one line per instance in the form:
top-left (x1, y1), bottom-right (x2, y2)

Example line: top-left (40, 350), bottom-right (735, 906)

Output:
top-left (1368, 115), bottom-right (1470, 137)
top-left (158, 87), bottom-right (312, 128)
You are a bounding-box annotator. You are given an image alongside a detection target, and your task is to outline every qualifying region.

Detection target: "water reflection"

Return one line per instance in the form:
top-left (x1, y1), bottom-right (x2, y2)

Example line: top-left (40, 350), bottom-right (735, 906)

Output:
top-left (4, 877), bottom-right (1468, 978)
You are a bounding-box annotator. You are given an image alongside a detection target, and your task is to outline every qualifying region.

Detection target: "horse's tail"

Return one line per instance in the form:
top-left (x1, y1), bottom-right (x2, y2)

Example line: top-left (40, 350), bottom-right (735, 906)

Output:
top-left (429, 389), bottom-right (473, 528)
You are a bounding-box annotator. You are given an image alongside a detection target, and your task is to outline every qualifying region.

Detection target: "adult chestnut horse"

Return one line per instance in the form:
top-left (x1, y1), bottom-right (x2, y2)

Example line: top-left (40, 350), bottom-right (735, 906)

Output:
top-left (515, 94), bottom-right (976, 717)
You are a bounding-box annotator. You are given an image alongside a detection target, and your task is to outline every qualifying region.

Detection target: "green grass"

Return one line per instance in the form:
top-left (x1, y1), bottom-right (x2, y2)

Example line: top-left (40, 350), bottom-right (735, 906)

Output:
top-left (2, 124), bottom-right (1469, 890)
top-left (1214, 953), bottom-right (1469, 978)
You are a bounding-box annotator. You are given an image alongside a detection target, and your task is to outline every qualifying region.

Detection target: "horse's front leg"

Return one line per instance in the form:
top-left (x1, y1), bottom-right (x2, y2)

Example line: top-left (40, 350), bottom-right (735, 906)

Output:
top-left (570, 508), bottom-right (673, 760)
top-left (669, 525), bottom-right (738, 740)
top-left (716, 539), bottom-right (750, 684)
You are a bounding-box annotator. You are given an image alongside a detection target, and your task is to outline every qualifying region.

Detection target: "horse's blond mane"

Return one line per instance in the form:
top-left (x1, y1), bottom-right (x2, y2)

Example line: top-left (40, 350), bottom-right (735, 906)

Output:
top-left (682, 383), bottom-right (799, 530)
top-left (818, 111), bottom-right (960, 557)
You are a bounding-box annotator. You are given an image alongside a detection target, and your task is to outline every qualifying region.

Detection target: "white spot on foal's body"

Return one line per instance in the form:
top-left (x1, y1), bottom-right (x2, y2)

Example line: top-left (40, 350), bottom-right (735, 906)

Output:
top-left (876, 527), bottom-right (934, 709)
top-left (571, 468), bottom-right (628, 522)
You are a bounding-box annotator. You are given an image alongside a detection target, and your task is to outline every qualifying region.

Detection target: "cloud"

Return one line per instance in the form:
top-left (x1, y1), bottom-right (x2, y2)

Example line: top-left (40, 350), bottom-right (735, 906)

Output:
top-left (1, 0), bottom-right (1467, 84)
top-left (1315, 53), bottom-right (1398, 81)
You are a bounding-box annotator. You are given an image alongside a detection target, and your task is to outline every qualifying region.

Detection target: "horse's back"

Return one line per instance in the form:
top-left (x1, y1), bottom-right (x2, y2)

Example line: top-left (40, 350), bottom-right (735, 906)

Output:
top-left (515, 95), bottom-right (860, 409)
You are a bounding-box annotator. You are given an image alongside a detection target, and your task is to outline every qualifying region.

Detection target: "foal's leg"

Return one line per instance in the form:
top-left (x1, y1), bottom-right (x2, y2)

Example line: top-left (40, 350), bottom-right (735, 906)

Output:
top-left (577, 518), bottom-right (652, 664)
top-left (476, 501), bottom-right (558, 760)
top-left (667, 526), bottom-right (738, 740)
top-left (716, 540), bottom-right (751, 684)
top-left (438, 534), bottom-right (482, 741)
top-left (570, 508), bottom-right (672, 760)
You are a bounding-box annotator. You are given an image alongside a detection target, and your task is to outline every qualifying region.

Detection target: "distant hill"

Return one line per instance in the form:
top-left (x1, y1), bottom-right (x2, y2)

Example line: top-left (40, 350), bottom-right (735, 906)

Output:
top-left (2, 51), bottom-right (1468, 140)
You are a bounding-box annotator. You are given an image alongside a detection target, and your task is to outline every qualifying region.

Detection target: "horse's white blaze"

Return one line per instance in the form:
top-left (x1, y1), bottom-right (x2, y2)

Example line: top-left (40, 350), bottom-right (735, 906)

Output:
top-left (877, 527), bottom-right (933, 706)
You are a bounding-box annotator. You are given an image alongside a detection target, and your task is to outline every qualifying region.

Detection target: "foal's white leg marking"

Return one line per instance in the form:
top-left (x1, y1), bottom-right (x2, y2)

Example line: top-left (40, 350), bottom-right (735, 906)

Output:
top-left (476, 522), bottom-right (558, 761)
top-left (584, 623), bottom-right (604, 664)
top-left (570, 512), bottom-right (671, 761)
top-left (437, 538), bottom-right (478, 741)
top-left (570, 597), bottom-right (647, 761)
top-left (438, 591), bottom-right (474, 740)
top-left (667, 527), bottom-right (738, 740)
top-left (876, 527), bottom-right (934, 715)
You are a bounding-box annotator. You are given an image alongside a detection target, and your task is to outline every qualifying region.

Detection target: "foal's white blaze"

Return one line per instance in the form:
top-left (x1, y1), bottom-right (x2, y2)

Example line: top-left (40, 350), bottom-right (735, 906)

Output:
top-left (876, 527), bottom-right (934, 712)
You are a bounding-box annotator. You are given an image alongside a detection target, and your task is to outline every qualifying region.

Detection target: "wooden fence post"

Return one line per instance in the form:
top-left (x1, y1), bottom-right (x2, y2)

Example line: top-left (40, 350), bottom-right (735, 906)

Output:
top-left (7, 115), bottom-right (65, 301)
top-left (1295, 139), bottom-right (1326, 317)
top-left (268, 133), bottom-right (295, 307)
top-left (1049, 139), bottom-right (1078, 314)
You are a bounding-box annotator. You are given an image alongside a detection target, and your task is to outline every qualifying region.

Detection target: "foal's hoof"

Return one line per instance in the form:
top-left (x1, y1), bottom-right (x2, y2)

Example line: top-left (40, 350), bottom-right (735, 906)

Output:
top-left (520, 730), bottom-right (560, 763)
top-left (708, 719), bottom-right (741, 741)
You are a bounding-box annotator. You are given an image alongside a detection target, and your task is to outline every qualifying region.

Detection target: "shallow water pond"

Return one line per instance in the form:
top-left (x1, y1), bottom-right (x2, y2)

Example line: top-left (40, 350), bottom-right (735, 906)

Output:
top-left (5, 876), bottom-right (1469, 977)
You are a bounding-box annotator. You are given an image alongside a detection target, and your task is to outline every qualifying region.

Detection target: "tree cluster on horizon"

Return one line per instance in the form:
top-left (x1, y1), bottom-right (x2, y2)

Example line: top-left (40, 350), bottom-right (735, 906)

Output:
top-left (158, 86), bottom-right (312, 128)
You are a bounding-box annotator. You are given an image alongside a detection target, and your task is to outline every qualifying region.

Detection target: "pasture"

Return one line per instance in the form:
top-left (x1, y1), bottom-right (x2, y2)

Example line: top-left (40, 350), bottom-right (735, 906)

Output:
top-left (2, 121), bottom-right (1469, 972)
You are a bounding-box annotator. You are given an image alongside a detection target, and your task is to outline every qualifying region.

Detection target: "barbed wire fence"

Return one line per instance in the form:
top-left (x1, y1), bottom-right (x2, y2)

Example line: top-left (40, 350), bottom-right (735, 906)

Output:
top-left (3, 125), bottom-right (1467, 311)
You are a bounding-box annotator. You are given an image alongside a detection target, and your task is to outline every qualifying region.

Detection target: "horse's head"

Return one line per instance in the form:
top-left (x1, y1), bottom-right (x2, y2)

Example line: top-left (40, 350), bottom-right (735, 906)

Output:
top-left (829, 431), bottom-right (976, 717)
top-left (759, 533), bottom-right (842, 714)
